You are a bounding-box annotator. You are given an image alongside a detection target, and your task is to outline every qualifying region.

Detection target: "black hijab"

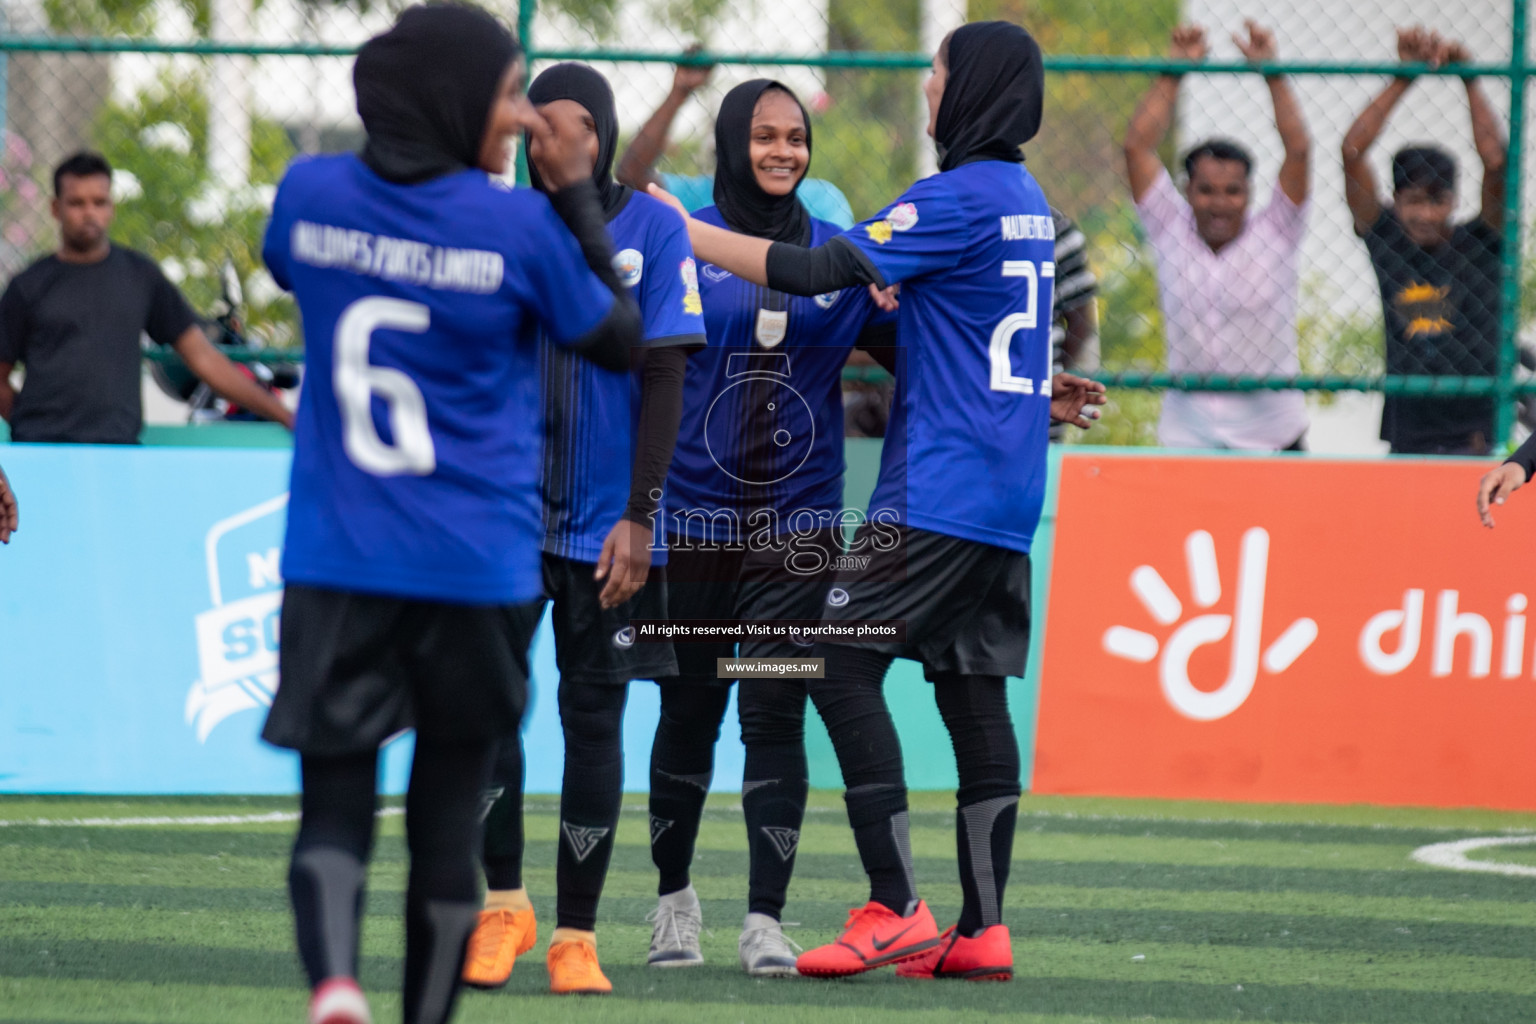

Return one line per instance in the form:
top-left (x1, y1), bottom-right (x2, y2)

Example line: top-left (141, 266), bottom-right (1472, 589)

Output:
top-left (525, 63), bottom-right (629, 218)
top-left (713, 80), bottom-right (813, 245)
top-left (934, 20), bottom-right (1044, 173)
top-left (354, 3), bottom-right (521, 185)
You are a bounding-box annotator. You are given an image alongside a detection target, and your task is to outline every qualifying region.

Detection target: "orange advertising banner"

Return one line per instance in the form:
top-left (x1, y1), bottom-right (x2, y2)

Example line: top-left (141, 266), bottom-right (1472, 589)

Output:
top-left (1034, 452), bottom-right (1536, 810)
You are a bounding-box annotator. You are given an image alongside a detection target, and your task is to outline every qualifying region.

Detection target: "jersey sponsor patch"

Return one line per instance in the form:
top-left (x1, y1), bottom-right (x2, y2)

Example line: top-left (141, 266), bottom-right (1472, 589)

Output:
top-left (755, 308), bottom-right (789, 348)
top-left (681, 257), bottom-right (702, 315)
top-left (613, 248), bottom-right (644, 287)
top-left (865, 220), bottom-right (893, 245)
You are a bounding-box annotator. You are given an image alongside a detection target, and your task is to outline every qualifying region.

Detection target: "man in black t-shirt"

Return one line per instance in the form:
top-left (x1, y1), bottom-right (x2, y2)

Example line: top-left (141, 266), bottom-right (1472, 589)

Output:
top-left (0, 152), bottom-right (293, 444)
top-left (1343, 28), bottom-right (1507, 455)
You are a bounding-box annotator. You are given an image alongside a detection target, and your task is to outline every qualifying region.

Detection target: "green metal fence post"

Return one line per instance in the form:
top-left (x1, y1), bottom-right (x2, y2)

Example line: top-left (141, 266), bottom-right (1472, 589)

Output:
top-left (514, 0), bottom-right (536, 187)
top-left (1496, 0), bottom-right (1529, 449)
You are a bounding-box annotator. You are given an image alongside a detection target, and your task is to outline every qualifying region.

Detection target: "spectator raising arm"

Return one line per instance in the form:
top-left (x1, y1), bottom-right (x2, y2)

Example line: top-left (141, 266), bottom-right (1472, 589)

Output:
top-left (1439, 38), bottom-right (1509, 230)
top-left (1343, 27), bottom-right (1439, 235)
top-left (172, 324), bottom-right (295, 429)
top-left (614, 48), bottom-right (714, 191)
top-left (1124, 24), bottom-right (1207, 202)
top-left (1234, 20), bottom-right (1310, 205)
top-left (0, 461), bottom-right (15, 544)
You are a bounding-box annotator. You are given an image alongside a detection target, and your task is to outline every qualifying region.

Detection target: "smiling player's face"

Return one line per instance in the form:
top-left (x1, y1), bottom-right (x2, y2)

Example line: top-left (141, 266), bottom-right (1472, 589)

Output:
top-left (477, 58), bottom-right (532, 175)
top-left (749, 89), bottom-right (808, 197)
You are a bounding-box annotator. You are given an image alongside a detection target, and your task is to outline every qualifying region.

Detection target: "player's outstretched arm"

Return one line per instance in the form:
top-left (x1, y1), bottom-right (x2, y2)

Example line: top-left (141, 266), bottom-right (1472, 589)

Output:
top-left (1050, 373), bottom-right (1108, 430)
top-left (0, 461), bottom-right (17, 544)
top-left (1124, 25), bottom-right (1204, 203)
top-left (1479, 431), bottom-right (1536, 527)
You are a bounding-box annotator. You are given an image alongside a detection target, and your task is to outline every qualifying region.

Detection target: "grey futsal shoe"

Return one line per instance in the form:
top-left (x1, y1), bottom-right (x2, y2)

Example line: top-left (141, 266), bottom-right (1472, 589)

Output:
top-left (646, 884), bottom-right (704, 967)
top-left (738, 912), bottom-right (800, 976)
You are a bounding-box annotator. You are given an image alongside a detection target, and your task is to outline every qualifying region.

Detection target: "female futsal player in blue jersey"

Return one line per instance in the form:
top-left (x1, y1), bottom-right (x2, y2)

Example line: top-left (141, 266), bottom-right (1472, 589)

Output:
top-left (641, 78), bottom-right (897, 977)
top-left (651, 21), bottom-right (1105, 981)
top-left (260, 6), bottom-right (640, 1023)
top-left (462, 62), bottom-right (705, 997)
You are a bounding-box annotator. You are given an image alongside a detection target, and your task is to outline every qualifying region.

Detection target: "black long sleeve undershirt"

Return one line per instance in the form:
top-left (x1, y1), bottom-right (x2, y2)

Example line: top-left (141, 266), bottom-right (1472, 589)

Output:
top-left (855, 322), bottom-right (899, 374)
top-left (546, 180), bottom-right (642, 372)
top-left (623, 344), bottom-right (692, 524)
top-left (764, 235), bottom-right (886, 296)
top-left (1507, 432), bottom-right (1536, 483)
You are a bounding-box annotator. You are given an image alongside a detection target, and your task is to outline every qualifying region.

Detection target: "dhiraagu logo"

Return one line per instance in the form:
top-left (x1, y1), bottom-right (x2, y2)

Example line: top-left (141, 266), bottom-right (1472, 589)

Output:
top-left (1101, 528), bottom-right (1318, 721)
top-left (184, 495), bottom-right (288, 742)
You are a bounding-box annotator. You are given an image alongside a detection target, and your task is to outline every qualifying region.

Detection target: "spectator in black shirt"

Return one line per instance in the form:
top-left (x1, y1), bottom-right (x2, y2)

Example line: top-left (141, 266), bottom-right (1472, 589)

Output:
top-left (1343, 28), bottom-right (1507, 455)
top-left (0, 152), bottom-right (294, 444)
top-left (0, 461), bottom-right (15, 544)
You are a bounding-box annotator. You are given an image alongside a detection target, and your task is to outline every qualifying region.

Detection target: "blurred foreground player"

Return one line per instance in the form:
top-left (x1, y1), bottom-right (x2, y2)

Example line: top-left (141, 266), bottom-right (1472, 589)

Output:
top-left (651, 21), bottom-right (1105, 980)
top-left (0, 462), bottom-right (16, 544)
top-left (259, 6), bottom-right (639, 1023)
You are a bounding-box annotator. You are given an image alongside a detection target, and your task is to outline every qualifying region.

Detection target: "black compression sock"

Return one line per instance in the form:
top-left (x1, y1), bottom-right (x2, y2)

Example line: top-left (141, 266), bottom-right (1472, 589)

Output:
top-left (955, 795), bottom-right (1018, 937)
top-left (481, 735), bottom-right (525, 891)
top-left (289, 753), bottom-right (378, 987)
top-left (742, 742), bottom-right (809, 919)
top-left (649, 682), bottom-right (729, 895)
top-left (555, 681), bottom-right (628, 931)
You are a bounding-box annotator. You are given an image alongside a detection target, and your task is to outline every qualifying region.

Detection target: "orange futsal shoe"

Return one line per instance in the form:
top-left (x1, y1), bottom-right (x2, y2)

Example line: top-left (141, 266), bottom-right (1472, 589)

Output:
top-left (461, 907), bottom-right (538, 989)
top-left (547, 939), bottom-right (613, 995)
top-left (895, 924), bottom-right (1014, 981)
top-left (795, 900), bottom-right (940, 978)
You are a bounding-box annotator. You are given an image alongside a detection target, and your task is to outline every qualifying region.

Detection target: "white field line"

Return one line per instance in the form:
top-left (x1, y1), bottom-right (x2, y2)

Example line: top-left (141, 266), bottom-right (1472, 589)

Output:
top-left (0, 808), bottom-right (403, 828)
top-left (1411, 835), bottom-right (1536, 877)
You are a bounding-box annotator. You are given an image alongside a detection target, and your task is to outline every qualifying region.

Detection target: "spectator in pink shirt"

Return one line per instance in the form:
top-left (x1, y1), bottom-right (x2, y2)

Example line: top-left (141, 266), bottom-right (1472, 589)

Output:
top-left (1124, 21), bottom-right (1312, 451)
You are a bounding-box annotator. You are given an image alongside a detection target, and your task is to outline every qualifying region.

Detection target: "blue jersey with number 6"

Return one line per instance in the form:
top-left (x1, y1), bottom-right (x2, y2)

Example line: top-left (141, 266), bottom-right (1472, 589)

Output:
top-left (840, 160), bottom-right (1055, 554)
top-left (263, 154), bottom-right (613, 604)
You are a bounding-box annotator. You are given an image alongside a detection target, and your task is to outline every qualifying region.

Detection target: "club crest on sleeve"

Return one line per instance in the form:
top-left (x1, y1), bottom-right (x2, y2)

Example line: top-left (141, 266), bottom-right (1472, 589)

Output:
top-left (887, 202), bottom-right (919, 232)
top-left (701, 263), bottom-right (730, 283)
top-left (680, 258), bottom-right (703, 314)
top-left (813, 290), bottom-right (841, 310)
top-left (613, 248), bottom-right (644, 288)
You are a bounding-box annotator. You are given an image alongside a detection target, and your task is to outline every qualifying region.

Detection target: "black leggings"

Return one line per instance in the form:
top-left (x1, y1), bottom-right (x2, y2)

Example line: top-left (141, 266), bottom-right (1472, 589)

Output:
top-left (481, 678), bottom-right (629, 931)
top-left (649, 677), bottom-right (809, 917)
top-left (807, 645), bottom-right (1021, 928)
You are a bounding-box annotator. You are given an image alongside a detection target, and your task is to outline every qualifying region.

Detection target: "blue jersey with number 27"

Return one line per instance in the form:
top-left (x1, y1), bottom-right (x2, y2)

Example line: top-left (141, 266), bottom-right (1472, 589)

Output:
top-left (841, 160), bottom-right (1055, 554)
top-left (263, 154), bottom-right (613, 605)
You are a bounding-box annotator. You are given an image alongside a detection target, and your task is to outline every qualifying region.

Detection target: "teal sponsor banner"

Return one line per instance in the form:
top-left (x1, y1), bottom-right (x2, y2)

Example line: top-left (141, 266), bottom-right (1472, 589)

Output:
top-left (0, 438), bottom-right (1052, 793)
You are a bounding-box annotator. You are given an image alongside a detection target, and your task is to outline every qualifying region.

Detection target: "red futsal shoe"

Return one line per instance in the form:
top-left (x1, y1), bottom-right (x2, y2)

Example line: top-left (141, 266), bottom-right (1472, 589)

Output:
top-left (896, 924), bottom-right (1014, 981)
top-left (795, 900), bottom-right (939, 977)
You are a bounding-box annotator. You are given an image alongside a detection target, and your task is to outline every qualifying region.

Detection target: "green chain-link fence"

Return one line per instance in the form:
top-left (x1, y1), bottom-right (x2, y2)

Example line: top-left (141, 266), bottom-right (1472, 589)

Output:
top-left (0, 0), bottom-right (1532, 452)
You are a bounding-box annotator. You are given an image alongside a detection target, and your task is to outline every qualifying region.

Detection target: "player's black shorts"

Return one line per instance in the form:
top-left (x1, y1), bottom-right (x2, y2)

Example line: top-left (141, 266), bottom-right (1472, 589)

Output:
top-left (666, 527), bottom-right (842, 680)
top-left (262, 584), bottom-right (542, 756)
top-left (542, 552), bottom-right (676, 685)
top-left (821, 525), bottom-right (1031, 680)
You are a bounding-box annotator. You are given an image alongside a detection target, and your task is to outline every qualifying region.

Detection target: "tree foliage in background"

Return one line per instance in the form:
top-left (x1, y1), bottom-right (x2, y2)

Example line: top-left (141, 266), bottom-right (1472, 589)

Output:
top-left (817, 0), bottom-right (921, 221)
top-left (94, 72), bottom-right (297, 342)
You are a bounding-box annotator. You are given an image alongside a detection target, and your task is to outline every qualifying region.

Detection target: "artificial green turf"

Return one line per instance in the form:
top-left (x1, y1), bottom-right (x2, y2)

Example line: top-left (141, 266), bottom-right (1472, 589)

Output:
top-left (3, 791), bottom-right (1535, 1023)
